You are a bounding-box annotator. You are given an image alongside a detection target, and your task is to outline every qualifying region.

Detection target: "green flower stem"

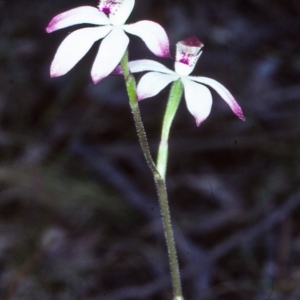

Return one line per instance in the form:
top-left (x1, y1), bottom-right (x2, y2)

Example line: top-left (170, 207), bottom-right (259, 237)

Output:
top-left (156, 80), bottom-right (183, 178)
top-left (120, 51), bottom-right (157, 176)
top-left (120, 51), bottom-right (183, 300)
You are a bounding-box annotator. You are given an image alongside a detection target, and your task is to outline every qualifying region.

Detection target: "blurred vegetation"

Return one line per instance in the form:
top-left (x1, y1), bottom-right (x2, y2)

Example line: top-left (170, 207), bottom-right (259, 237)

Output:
top-left (0, 0), bottom-right (300, 299)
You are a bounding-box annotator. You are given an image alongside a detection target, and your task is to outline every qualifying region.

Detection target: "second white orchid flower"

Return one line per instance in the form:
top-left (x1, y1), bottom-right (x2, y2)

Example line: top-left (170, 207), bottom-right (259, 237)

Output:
top-left (46, 0), bottom-right (170, 83)
top-left (123, 36), bottom-right (245, 126)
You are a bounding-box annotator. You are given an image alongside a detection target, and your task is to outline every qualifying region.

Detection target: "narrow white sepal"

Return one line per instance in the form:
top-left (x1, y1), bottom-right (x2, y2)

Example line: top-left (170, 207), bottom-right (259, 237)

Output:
top-left (136, 72), bottom-right (177, 100)
top-left (189, 76), bottom-right (245, 120)
top-left (182, 78), bottom-right (212, 126)
top-left (128, 59), bottom-right (175, 74)
top-left (110, 0), bottom-right (135, 25)
top-left (91, 28), bottom-right (129, 83)
top-left (50, 26), bottom-right (112, 77)
top-left (123, 21), bottom-right (170, 57)
top-left (46, 6), bottom-right (110, 33)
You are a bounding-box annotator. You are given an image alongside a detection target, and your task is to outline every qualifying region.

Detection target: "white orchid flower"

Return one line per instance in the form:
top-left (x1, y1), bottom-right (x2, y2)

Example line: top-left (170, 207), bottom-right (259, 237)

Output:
top-left (46, 0), bottom-right (170, 83)
top-left (123, 36), bottom-right (245, 126)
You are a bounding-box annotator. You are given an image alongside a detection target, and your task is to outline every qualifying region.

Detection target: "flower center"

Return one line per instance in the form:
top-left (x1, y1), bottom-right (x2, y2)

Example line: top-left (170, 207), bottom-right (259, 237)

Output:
top-left (98, 0), bottom-right (123, 15)
top-left (176, 36), bottom-right (204, 67)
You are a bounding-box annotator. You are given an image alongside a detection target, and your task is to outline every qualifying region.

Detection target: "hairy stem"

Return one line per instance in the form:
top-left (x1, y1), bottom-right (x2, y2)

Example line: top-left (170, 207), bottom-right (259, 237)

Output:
top-left (120, 51), bottom-right (183, 300)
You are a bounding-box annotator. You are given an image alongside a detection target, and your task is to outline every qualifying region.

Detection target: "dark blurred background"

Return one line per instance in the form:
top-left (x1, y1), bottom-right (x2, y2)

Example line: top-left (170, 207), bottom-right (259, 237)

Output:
top-left (0, 0), bottom-right (300, 299)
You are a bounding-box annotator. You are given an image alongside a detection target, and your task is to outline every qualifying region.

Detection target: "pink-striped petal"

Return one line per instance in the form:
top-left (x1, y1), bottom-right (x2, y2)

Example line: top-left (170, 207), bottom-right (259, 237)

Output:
top-left (182, 78), bottom-right (212, 126)
top-left (91, 28), bottom-right (129, 84)
top-left (50, 26), bottom-right (112, 77)
top-left (123, 21), bottom-right (170, 57)
top-left (136, 72), bottom-right (177, 100)
top-left (110, 0), bottom-right (135, 25)
top-left (189, 76), bottom-right (245, 120)
top-left (128, 59), bottom-right (175, 74)
top-left (46, 6), bottom-right (110, 33)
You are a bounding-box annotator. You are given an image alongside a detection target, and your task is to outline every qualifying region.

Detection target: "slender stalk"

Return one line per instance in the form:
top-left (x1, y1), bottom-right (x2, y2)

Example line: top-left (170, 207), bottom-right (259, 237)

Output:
top-left (156, 177), bottom-right (183, 300)
top-left (120, 51), bottom-right (158, 176)
top-left (120, 51), bottom-right (183, 300)
top-left (156, 80), bottom-right (183, 178)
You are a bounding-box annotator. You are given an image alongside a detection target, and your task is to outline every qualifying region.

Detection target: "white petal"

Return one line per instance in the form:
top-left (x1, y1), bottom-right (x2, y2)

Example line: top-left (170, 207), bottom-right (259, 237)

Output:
top-left (110, 59), bottom-right (175, 75)
top-left (110, 0), bottom-right (134, 25)
top-left (137, 72), bottom-right (177, 100)
top-left (182, 78), bottom-right (212, 126)
top-left (46, 6), bottom-right (110, 33)
top-left (50, 26), bottom-right (112, 77)
top-left (190, 76), bottom-right (245, 120)
top-left (123, 21), bottom-right (170, 57)
top-left (129, 59), bottom-right (175, 74)
top-left (91, 28), bottom-right (129, 84)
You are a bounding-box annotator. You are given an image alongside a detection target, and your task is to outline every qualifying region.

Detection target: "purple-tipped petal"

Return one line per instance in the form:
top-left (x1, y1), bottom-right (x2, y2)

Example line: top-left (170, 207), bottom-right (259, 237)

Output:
top-left (136, 72), bottom-right (177, 100)
top-left (182, 78), bottom-right (212, 126)
top-left (91, 28), bottom-right (129, 84)
top-left (190, 76), bottom-right (245, 121)
top-left (123, 21), bottom-right (170, 57)
top-left (128, 59), bottom-right (175, 74)
top-left (50, 26), bottom-right (112, 77)
top-left (109, 0), bottom-right (135, 25)
top-left (46, 6), bottom-right (110, 33)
